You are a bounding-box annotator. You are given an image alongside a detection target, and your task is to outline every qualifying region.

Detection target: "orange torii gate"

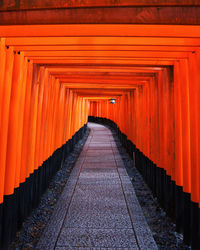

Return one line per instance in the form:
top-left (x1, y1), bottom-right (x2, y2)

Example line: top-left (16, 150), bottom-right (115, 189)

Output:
top-left (0, 1), bottom-right (200, 249)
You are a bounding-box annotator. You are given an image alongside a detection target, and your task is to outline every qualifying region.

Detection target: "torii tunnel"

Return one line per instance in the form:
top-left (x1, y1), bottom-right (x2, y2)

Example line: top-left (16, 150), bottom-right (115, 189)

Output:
top-left (0, 1), bottom-right (200, 249)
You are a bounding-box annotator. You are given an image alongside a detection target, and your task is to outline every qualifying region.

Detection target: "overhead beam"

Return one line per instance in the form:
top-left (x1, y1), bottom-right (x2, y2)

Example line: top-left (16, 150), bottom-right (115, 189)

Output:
top-left (59, 79), bottom-right (151, 85)
top-left (46, 66), bottom-right (167, 73)
top-left (51, 72), bottom-right (157, 77)
top-left (1, 24), bottom-right (200, 38)
top-left (32, 59), bottom-right (175, 65)
top-left (52, 74), bottom-right (155, 79)
top-left (1, 7), bottom-right (200, 25)
top-left (1, 0), bottom-right (200, 12)
top-left (11, 45), bottom-right (198, 52)
top-left (23, 50), bottom-right (189, 58)
top-left (6, 37), bottom-right (200, 46)
top-left (62, 83), bottom-right (138, 89)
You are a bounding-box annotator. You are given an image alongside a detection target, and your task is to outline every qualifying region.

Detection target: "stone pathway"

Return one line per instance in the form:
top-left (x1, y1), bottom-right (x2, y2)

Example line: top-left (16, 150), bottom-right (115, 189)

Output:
top-left (36, 123), bottom-right (157, 250)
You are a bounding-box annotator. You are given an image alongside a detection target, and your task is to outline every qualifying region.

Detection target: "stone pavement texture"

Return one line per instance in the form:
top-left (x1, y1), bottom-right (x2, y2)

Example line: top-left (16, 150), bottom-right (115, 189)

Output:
top-left (36, 123), bottom-right (157, 250)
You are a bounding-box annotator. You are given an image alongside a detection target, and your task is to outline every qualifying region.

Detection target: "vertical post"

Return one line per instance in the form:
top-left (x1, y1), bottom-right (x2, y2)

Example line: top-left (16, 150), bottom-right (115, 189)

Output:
top-left (188, 52), bottom-right (199, 249)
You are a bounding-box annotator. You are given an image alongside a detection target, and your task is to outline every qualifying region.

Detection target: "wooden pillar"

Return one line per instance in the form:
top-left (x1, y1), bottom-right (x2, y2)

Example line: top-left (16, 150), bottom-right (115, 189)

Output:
top-left (0, 45), bottom-right (14, 203)
top-left (4, 52), bottom-right (25, 196)
top-left (0, 38), bottom-right (6, 128)
top-left (34, 67), bottom-right (45, 168)
top-left (27, 64), bottom-right (39, 175)
top-left (14, 55), bottom-right (27, 190)
top-left (20, 59), bottom-right (33, 182)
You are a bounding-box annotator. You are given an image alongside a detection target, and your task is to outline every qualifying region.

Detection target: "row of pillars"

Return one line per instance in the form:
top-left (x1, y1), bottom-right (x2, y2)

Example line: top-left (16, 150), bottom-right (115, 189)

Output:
top-left (89, 53), bottom-right (200, 248)
top-left (0, 39), bottom-right (89, 248)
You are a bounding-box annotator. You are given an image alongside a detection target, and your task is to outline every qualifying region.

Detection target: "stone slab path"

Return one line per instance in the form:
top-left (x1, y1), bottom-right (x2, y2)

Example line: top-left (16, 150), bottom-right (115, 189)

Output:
top-left (36, 123), bottom-right (157, 250)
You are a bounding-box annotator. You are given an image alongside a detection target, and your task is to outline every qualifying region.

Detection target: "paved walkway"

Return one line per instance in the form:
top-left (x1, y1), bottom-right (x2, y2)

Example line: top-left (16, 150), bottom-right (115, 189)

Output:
top-left (36, 123), bottom-right (157, 250)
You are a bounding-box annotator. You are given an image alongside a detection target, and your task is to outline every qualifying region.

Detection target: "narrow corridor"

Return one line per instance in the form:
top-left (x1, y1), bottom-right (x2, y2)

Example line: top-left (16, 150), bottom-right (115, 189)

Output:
top-left (1, 2), bottom-right (200, 249)
top-left (36, 123), bottom-right (157, 249)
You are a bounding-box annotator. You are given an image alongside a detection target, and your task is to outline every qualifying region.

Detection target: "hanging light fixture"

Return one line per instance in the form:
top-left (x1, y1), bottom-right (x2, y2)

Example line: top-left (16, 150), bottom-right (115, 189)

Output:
top-left (109, 98), bottom-right (116, 104)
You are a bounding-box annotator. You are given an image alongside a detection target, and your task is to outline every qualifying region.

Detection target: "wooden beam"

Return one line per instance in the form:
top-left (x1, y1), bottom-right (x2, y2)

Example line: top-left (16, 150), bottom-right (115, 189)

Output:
top-left (23, 50), bottom-right (189, 58)
top-left (6, 36), bottom-right (200, 47)
top-left (1, 7), bottom-right (200, 25)
top-left (1, 24), bottom-right (200, 38)
top-left (1, 0), bottom-right (200, 12)
top-left (46, 66), bottom-right (167, 73)
top-left (30, 59), bottom-right (174, 65)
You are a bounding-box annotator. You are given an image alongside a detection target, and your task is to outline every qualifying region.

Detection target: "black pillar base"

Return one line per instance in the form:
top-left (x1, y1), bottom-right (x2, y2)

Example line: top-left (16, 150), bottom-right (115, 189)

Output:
top-left (175, 185), bottom-right (184, 233)
top-left (2, 192), bottom-right (17, 250)
top-left (190, 202), bottom-right (199, 249)
top-left (17, 181), bottom-right (26, 229)
top-left (183, 192), bottom-right (191, 245)
top-left (164, 176), bottom-right (175, 220)
top-left (0, 203), bottom-right (2, 249)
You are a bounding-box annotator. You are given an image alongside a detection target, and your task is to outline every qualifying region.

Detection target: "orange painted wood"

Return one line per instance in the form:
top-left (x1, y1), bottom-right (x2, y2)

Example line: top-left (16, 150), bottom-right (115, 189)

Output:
top-left (6, 36), bottom-right (200, 47)
top-left (0, 39), bottom-right (6, 130)
top-left (165, 68), bottom-right (175, 179)
top-left (20, 60), bottom-right (33, 182)
top-left (188, 53), bottom-right (199, 204)
top-left (38, 68), bottom-right (49, 166)
top-left (1, 18), bottom-right (200, 210)
top-left (57, 85), bottom-right (66, 147)
top-left (14, 55), bottom-right (27, 189)
top-left (0, 45), bottom-right (14, 202)
top-left (34, 67), bottom-right (45, 168)
top-left (179, 59), bottom-right (191, 194)
top-left (198, 50), bottom-right (200, 207)
top-left (173, 61), bottom-right (183, 187)
top-left (1, 25), bottom-right (200, 38)
top-left (66, 90), bottom-right (73, 140)
top-left (4, 52), bottom-right (24, 195)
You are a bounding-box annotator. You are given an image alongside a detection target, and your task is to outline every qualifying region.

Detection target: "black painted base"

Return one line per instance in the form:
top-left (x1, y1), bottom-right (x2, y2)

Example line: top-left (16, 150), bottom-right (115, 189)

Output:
top-left (0, 124), bottom-right (87, 250)
top-left (183, 192), bottom-right (191, 245)
top-left (88, 116), bottom-right (200, 249)
top-left (0, 203), bottom-right (2, 249)
top-left (191, 201), bottom-right (199, 249)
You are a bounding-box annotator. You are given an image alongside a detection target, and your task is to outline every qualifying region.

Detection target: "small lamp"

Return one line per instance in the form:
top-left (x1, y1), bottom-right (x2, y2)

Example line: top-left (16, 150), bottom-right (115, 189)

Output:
top-left (109, 98), bottom-right (116, 104)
